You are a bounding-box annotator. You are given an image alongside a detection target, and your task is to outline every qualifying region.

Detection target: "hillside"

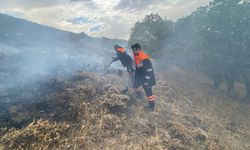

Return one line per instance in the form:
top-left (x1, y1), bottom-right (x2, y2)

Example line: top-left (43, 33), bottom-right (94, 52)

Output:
top-left (1, 13), bottom-right (250, 150)
top-left (0, 67), bottom-right (250, 150)
top-left (0, 13), bottom-right (126, 48)
top-left (0, 13), bottom-right (127, 98)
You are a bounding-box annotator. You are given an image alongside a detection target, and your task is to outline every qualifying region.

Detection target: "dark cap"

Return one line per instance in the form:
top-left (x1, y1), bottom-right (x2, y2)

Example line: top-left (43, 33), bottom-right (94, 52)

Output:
top-left (114, 44), bottom-right (121, 50)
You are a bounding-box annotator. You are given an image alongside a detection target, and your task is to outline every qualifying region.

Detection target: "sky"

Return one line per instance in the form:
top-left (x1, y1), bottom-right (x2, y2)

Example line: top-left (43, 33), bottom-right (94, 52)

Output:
top-left (0, 0), bottom-right (210, 40)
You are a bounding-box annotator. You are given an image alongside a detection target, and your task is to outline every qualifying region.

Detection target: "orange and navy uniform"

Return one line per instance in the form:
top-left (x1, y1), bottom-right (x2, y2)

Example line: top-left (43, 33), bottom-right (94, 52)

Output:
top-left (116, 47), bottom-right (125, 53)
top-left (133, 50), bottom-right (156, 102)
top-left (112, 47), bottom-right (133, 72)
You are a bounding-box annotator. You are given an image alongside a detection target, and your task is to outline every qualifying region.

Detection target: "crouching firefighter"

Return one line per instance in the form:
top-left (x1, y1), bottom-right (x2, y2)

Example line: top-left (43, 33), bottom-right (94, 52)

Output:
top-left (106, 45), bottom-right (135, 94)
top-left (131, 43), bottom-right (156, 111)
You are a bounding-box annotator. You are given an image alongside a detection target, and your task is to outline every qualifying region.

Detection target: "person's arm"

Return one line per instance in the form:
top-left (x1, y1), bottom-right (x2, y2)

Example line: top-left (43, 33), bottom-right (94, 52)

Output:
top-left (105, 54), bottom-right (120, 67)
top-left (112, 56), bottom-right (119, 62)
top-left (142, 59), bottom-right (154, 86)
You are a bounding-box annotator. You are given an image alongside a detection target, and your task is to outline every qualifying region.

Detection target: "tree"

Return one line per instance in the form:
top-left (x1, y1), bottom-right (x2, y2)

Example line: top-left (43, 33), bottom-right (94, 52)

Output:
top-left (163, 0), bottom-right (250, 97)
top-left (129, 13), bottom-right (173, 57)
top-left (202, 0), bottom-right (250, 96)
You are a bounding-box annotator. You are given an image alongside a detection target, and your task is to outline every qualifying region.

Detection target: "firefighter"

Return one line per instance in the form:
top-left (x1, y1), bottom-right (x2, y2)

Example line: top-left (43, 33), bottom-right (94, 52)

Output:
top-left (106, 45), bottom-right (134, 94)
top-left (131, 43), bottom-right (156, 111)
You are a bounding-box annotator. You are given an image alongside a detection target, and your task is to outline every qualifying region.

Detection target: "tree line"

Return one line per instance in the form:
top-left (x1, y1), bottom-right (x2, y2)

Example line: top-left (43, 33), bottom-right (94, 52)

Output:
top-left (128, 0), bottom-right (250, 99)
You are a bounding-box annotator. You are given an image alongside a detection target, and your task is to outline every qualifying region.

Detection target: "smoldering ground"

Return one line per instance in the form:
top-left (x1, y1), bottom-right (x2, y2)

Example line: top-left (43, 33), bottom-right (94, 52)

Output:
top-left (0, 13), bottom-right (128, 100)
top-left (0, 14), bottom-right (130, 129)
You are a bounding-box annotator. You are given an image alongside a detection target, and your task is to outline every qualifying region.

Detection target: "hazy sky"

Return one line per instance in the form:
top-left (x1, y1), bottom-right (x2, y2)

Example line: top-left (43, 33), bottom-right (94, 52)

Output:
top-left (0, 0), bottom-right (210, 39)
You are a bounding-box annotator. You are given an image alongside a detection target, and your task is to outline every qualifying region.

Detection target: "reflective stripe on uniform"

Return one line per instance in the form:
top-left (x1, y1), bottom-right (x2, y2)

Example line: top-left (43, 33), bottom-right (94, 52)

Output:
top-left (147, 95), bottom-right (155, 101)
top-left (136, 63), bottom-right (143, 68)
top-left (146, 68), bottom-right (153, 72)
top-left (145, 76), bottom-right (150, 79)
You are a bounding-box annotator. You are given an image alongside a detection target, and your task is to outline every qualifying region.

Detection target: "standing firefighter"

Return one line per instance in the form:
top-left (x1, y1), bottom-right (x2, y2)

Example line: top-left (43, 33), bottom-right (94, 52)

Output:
top-left (106, 45), bottom-right (134, 93)
top-left (131, 43), bottom-right (156, 111)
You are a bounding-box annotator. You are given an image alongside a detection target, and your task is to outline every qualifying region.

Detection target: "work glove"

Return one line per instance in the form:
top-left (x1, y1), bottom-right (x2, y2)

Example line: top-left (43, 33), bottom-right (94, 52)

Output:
top-left (127, 67), bottom-right (135, 73)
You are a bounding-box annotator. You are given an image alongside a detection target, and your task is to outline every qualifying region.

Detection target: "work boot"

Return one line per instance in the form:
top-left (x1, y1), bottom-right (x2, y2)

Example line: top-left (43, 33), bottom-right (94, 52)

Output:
top-left (135, 91), bottom-right (143, 99)
top-left (147, 101), bottom-right (155, 111)
top-left (121, 87), bottom-right (128, 94)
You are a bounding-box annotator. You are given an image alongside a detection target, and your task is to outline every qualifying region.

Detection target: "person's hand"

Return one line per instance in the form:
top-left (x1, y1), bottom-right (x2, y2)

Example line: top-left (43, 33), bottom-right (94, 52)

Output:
top-left (105, 62), bottom-right (111, 68)
top-left (112, 57), bottom-right (117, 61)
top-left (127, 68), bottom-right (135, 73)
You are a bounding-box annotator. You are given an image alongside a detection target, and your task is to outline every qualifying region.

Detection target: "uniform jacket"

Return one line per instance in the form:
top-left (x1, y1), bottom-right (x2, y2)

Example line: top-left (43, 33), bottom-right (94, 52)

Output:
top-left (112, 47), bottom-right (133, 71)
top-left (133, 50), bottom-right (156, 87)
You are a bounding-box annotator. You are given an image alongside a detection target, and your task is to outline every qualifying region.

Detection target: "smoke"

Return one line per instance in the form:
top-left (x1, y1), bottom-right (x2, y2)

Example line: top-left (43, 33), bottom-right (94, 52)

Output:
top-left (0, 42), bottom-right (111, 101)
top-left (0, 14), bottom-right (127, 100)
top-left (0, 44), bottom-right (105, 97)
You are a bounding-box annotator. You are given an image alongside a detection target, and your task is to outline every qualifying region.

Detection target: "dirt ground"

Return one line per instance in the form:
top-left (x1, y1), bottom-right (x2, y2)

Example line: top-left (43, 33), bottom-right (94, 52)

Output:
top-left (0, 67), bottom-right (250, 150)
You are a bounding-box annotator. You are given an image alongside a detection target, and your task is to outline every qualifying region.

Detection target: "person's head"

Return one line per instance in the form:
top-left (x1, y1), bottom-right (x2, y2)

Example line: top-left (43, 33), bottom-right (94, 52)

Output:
top-left (131, 43), bottom-right (141, 55)
top-left (114, 44), bottom-right (121, 51)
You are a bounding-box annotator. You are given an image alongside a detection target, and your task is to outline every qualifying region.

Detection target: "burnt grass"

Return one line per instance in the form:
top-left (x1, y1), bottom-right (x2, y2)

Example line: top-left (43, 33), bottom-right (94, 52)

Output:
top-left (0, 69), bottom-right (250, 150)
